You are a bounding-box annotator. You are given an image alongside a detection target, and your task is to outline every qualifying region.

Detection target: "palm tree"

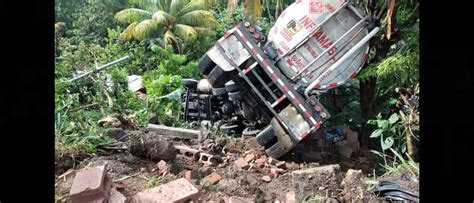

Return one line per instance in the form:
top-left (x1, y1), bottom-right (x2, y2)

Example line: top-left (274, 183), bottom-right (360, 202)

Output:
top-left (115, 0), bottom-right (219, 49)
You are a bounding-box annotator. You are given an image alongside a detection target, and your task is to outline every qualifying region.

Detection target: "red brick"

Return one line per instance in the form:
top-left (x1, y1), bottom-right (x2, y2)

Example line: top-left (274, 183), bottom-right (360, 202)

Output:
top-left (234, 158), bottom-right (250, 170)
top-left (338, 145), bottom-right (353, 159)
top-left (270, 168), bottom-right (279, 178)
top-left (109, 188), bottom-right (126, 203)
top-left (130, 178), bottom-right (200, 202)
top-left (226, 196), bottom-right (255, 203)
top-left (255, 156), bottom-right (268, 165)
top-left (185, 170), bottom-right (193, 180)
top-left (244, 153), bottom-right (256, 163)
top-left (346, 131), bottom-right (358, 143)
top-left (70, 165), bottom-right (111, 203)
top-left (201, 172), bottom-right (222, 186)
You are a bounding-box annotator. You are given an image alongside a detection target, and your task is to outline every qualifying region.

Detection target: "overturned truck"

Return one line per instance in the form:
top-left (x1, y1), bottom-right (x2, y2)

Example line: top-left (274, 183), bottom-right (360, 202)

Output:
top-left (181, 0), bottom-right (379, 158)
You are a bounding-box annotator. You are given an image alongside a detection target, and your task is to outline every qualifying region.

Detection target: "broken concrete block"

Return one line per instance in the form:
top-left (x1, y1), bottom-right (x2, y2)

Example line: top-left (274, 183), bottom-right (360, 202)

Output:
top-left (157, 160), bottom-right (170, 174)
top-left (201, 172), bottom-right (222, 186)
top-left (147, 124), bottom-right (201, 139)
top-left (261, 175), bottom-right (271, 182)
top-left (199, 152), bottom-right (220, 166)
top-left (226, 196), bottom-right (255, 203)
top-left (175, 145), bottom-right (201, 161)
top-left (291, 164), bottom-right (342, 201)
top-left (109, 188), bottom-right (126, 203)
top-left (341, 169), bottom-right (365, 202)
top-left (275, 161), bottom-right (286, 169)
top-left (69, 165), bottom-right (112, 203)
top-left (130, 178), bottom-right (200, 203)
top-left (234, 158), bottom-right (250, 170)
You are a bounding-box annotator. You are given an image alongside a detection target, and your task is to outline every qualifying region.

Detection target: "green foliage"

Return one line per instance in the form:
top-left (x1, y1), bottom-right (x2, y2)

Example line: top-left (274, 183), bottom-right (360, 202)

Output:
top-left (368, 111), bottom-right (419, 176)
top-left (114, 0), bottom-right (219, 51)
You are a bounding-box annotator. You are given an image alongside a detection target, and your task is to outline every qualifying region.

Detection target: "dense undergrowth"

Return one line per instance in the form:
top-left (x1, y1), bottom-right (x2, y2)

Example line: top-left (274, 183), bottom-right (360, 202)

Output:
top-left (55, 0), bottom-right (419, 176)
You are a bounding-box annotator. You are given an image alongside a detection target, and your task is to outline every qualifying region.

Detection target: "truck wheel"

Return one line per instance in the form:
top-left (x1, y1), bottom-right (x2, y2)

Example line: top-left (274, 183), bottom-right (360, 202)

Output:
top-left (198, 54), bottom-right (215, 75)
top-left (256, 125), bottom-right (276, 146)
top-left (242, 127), bottom-right (261, 137)
top-left (207, 66), bottom-right (232, 88)
top-left (182, 79), bottom-right (198, 89)
top-left (228, 91), bottom-right (241, 101)
top-left (225, 81), bottom-right (239, 92)
top-left (265, 141), bottom-right (290, 159)
top-left (212, 87), bottom-right (227, 96)
top-left (220, 123), bottom-right (243, 135)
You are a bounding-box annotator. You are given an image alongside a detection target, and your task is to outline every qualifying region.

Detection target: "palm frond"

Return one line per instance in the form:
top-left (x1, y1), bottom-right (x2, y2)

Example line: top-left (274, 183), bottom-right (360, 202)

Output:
top-left (115, 8), bottom-right (153, 24)
top-left (163, 29), bottom-right (178, 47)
top-left (192, 26), bottom-right (212, 33)
top-left (170, 0), bottom-right (191, 16)
top-left (133, 19), bottom-right (165, 40)
top-left (191, 0), bottom-right (217, 9)
top-left (177, 10), bottom-right (219, 28)
top-left (120, 22), bottom-right (139, 41)
top-left (173, 24), bottom-right (198, 41)
top-left (177, 1), bottom-right (206, 17)
top-left (157, 0), bottom-right (173, 12)
top-left (152, 10), bottom-right (173, 25)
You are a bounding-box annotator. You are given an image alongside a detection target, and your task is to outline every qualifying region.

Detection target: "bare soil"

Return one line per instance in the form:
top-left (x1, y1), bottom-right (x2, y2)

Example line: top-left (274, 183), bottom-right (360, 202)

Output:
top-left (55, 128), bottom-right (418, 202)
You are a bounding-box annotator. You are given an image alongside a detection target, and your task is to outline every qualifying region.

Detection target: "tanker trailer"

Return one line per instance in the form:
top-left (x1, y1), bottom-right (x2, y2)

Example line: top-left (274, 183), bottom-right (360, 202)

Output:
top-left (194, 0), bottom-right (380, 158)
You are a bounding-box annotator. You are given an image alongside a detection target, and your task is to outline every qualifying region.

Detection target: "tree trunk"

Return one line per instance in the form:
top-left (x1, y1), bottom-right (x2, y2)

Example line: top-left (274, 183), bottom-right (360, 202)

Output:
top-left (359, 76), bottom-right (378, 148)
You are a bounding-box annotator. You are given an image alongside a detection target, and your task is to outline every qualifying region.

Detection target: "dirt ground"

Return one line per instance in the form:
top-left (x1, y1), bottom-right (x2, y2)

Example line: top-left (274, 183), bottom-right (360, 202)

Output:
top-left (55, 129), bottom-right (418, 202)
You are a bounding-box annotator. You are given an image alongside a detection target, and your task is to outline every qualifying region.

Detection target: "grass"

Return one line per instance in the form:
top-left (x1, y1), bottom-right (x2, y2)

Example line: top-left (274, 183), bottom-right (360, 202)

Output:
top-left (145, 175), bottom-right (169, 189)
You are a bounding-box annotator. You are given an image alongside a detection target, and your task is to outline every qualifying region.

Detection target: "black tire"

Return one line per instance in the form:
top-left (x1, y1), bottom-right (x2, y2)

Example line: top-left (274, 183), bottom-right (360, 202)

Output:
top-left (198, 54), bottom-right (216, 75)
top-left (242, 127), bottom-right (261, 137)
top-left (219, 123), bottom-right (244, 135)
top-left (182, 79), bottom-right (198, 89)
top-left (212, 87), bottom-right (227, 96)
top-left (265, 141), bottom-right (291, 159)
top-left (228, 91), bottom-right (241, 101)
top-left (256, 125), bottom-right (276, 146)
top-left (207, 66), bottom-right (233, 88)
top-left (225, 81), bottom-right (239, 92)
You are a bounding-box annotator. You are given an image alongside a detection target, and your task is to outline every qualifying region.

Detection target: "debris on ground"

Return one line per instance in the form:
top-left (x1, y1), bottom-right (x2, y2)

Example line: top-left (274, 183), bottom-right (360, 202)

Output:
top-left (69, 165), bottom-right (112, 203)
top-left (128, 131), bottom-right (177, 162)
top-left (291, 164), bottom-right (342, 201)
top-left (129, 178), bottom-right (200, 202)
top-left (55, 125), bottom-right (416, 202)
